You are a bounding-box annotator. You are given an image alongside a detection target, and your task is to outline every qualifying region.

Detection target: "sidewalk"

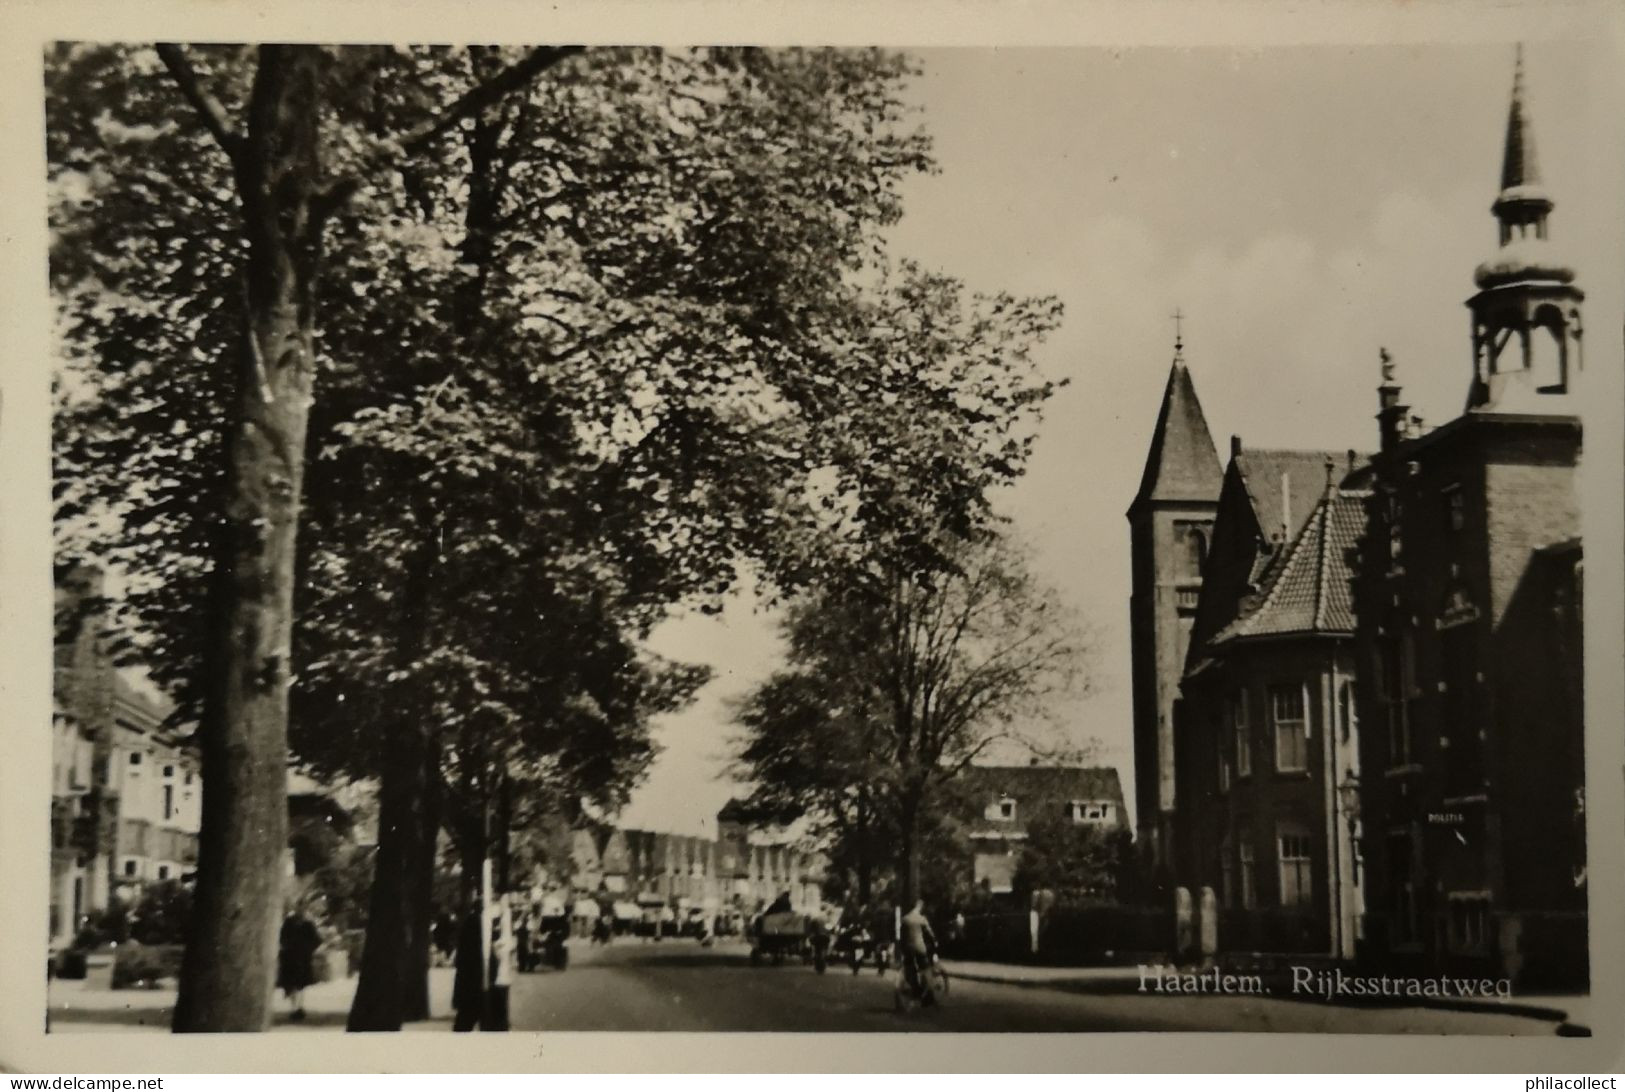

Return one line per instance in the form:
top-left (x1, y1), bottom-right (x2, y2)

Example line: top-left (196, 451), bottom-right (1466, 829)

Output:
top-left (943, 960), bottom-right (1144, 993)
top-left (939, 959), bottom-right (1593, 1034)
top-left (46, 969), bottom-right (456, 1033)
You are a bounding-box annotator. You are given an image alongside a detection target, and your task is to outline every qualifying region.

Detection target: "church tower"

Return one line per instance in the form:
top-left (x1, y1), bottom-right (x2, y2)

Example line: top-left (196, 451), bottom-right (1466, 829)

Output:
top-left (1127, 329), bottom-right (1222, 870)
top-left (1466, 46), bottom-right (1585, 414)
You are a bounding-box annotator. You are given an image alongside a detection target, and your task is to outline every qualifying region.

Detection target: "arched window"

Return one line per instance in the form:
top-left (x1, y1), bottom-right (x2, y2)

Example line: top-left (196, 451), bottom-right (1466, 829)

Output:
top-left (1184, 527), bottom-right (1207, 576)
top-left (1530, 307), bottom-right (1567, 392)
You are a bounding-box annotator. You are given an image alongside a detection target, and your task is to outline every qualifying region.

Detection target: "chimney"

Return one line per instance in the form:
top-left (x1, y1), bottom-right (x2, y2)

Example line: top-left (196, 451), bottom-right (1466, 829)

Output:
top-left (1324, 457), bottom-right (1339, 499)
top-left (1231, 435), bottom-right (1243, 459)
top-left (1280, 471), bottom-right (1291, 542)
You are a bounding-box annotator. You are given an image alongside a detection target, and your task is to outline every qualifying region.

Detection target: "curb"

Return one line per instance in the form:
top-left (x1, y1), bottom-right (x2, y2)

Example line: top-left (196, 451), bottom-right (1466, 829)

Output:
top-left (943, 970), bottom-right (1144, 995)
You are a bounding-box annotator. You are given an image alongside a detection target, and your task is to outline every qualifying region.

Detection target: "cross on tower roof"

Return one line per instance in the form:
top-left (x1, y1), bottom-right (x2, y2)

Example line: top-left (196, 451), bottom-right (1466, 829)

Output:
top-left (1171, 307), bottom-right (1184, 361)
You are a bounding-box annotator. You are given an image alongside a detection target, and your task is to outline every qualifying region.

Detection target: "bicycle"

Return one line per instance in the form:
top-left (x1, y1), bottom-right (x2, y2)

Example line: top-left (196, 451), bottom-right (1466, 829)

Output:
top-left (892, 949), bottom-right (949, 1012)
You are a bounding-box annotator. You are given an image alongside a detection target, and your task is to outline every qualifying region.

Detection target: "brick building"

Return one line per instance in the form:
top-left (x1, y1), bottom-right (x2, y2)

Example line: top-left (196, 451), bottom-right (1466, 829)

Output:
top-left (1349, 54), bottom-right (1587, 988)
top-left (1127, 347), bottom-right (1223, 870)
top-left (1175, 448), bottom-right (1372, 959)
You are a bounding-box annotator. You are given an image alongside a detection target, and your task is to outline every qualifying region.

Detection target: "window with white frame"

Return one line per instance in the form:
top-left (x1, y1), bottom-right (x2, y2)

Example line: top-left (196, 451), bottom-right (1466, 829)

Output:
top-left (1277, 823), bottom-right (1314, 908)
top-left (1239, 832), bottom-right (1257, 909)
top-left (1233, 693), bottom-right (1252, 778)
top-left (1217, 725), bottom-right (1232, 792)
top-left (1271, 684), bottom-right (1309, 772)
top-left (1219, 833), bottom-right (1235, 908)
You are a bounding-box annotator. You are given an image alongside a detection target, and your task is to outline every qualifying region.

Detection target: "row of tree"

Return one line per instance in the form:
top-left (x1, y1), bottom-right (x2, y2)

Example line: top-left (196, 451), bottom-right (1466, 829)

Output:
top-left (49, 45), bottom-right (1066, 1031)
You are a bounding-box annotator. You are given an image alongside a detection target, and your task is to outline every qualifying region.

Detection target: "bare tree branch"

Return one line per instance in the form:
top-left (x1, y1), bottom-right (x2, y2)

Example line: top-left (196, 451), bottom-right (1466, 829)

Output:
top-left (155, 44), bottom-right (243, 164)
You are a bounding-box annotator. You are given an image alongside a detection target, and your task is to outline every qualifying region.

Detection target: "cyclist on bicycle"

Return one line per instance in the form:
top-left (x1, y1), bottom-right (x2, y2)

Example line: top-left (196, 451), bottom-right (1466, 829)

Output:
top-left (898, 899), bottom-right (937, 995)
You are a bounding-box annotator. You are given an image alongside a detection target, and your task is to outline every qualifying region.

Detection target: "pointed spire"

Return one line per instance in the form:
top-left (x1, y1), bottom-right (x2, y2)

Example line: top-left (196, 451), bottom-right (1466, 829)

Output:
top-left (1130, 356), bottom-right (1223, 513)
top-left (1500, 44), bottom-right (1541, 191)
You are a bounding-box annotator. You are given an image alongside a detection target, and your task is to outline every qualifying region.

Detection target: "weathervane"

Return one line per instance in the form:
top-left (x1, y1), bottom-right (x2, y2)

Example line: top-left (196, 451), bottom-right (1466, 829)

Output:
top-left (1379, 346), bottom-right (1395, 384)
top-left (1171, 307), bottom-right (1185, 361)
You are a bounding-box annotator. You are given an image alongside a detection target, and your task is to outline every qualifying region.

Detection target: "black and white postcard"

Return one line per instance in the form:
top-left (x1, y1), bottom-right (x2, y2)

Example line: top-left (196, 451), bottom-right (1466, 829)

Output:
top-left (2, 0), bottom-right (1622, 1074)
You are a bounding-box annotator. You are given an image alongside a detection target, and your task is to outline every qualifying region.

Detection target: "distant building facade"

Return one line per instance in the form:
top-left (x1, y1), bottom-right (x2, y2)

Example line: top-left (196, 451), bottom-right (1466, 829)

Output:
top-left (536, 804), bottom-right (827, 920)
top-left (958, 765), bottom-right (1128, 896)
top-left (51, 568), bottom-right (201, 949)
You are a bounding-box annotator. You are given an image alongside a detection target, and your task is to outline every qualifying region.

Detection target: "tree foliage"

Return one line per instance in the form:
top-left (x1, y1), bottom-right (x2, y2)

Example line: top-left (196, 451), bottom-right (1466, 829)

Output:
top-left (1012, 812), bottom-right (1135, 905)
top-left (731, 532), bottom-right (1088, 905)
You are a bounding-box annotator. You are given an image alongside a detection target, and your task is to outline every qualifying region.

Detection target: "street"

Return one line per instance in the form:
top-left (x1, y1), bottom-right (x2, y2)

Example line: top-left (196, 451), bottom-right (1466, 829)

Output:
top-left (509, 940), bottom-right (1563, 1035)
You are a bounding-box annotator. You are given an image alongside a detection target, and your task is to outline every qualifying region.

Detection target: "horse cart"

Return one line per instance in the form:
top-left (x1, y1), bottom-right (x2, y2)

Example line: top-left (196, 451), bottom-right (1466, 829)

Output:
top-left (748, 910), bottom-right (830, 972)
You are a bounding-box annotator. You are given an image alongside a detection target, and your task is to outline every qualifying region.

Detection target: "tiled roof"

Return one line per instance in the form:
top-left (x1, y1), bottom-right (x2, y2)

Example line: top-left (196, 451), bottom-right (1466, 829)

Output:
top-left (958, 765), bottom-right (1125, 807)
top-left (1131, 363), bottom-right (1223, 509)
top-left (1231, 449), bottom-right (1370, 563)
top-left (1211, 489), bottom-right (1369, 644)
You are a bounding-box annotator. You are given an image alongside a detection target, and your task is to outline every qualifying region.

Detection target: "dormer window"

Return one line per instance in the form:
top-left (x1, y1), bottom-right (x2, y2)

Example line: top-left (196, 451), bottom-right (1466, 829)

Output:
top-left (1069, 801), bottom-right (1110, 824)
top-left (984, 796), bottom-right (1017, 822)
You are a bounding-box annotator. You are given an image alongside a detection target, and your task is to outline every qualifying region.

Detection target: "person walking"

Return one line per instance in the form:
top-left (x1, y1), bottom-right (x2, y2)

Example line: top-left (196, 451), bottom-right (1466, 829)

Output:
top-left (483, 895), bottom-right (516, 1031)
top-left (276, 903), bottom-right (322, 1022)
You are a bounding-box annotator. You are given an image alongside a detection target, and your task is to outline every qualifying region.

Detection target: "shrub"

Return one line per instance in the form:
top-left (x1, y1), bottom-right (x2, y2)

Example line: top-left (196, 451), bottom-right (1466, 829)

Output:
top-left (74, 901), bottom-right (131, 948)
top-left (111, 942), bottom-right (184, 990)
top-left (129, 880), bottom-right (192, 946)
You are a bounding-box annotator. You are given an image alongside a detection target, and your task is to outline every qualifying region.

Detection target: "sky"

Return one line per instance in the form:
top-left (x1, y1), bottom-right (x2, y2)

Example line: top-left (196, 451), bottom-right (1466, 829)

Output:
top-left (617, 40), bottom-right (1624, 839)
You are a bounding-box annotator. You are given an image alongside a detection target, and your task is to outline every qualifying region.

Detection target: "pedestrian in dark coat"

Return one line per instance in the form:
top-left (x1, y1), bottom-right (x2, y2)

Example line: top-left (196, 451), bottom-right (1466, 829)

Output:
top-left (277, 907), bottom-right (322, 1021)
top-left (432, 913), bottom-right (457, 966)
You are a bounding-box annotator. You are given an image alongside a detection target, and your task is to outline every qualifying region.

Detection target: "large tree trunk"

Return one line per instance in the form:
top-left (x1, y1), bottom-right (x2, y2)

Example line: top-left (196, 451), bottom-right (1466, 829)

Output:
top-left (853, 793), bottom-right (873, 905)
top-left (401, 752), bottom-right (441, 1023)
top-left (173, 45), bottom-right (326, 1033)
top-left (346, 721), bottom-right (432, 1031)
top-left (898, 815), bottom-right (919, 909)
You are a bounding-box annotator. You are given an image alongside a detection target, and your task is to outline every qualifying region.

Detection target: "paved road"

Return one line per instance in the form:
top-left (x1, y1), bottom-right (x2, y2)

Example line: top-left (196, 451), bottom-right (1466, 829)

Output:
top-left (510, 940), bottom-right (1558, 1034)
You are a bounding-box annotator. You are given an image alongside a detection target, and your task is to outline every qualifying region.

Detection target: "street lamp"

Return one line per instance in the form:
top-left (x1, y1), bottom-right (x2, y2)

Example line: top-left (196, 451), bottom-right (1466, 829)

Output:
top-left (1336, 772), bottom-right (1362, 827)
